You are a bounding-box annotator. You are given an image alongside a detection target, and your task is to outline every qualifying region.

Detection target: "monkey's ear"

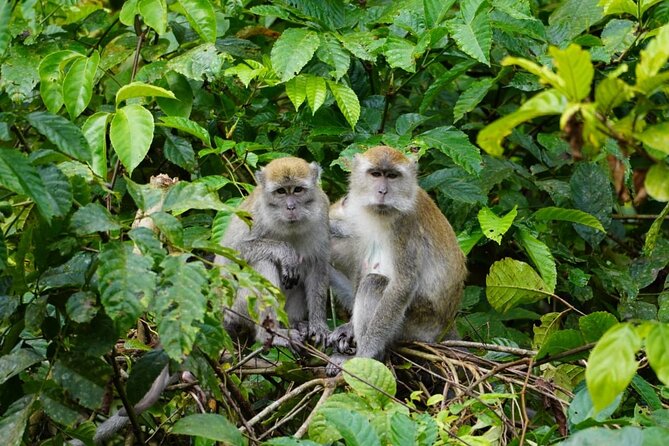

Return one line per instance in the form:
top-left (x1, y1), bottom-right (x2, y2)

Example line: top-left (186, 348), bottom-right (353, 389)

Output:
top-left (309, 162), bottom-right (322, 183)
top-left (255, 168), bottom-right (266, 187)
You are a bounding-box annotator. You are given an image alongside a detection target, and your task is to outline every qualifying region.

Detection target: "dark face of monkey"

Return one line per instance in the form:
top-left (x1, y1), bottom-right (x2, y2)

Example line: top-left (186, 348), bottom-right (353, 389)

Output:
top-left (256, 157), bottom-right (323, 225)
top-left (349, 146), bottom-right (418, 214)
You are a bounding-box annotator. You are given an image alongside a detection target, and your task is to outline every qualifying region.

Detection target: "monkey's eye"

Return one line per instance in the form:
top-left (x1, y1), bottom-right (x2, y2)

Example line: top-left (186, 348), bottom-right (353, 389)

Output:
top-left (370, 171), bottom-right (382, 178)
top-left (276, 188), bottom-right (287, 195)
top-left (386, 172), bottom-right (399, 179)
top-left (294, 186), bottom-right (304, 193)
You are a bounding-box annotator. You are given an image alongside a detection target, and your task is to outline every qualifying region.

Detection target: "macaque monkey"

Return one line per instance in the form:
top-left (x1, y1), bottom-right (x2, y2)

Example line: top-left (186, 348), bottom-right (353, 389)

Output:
top-left (216, 157), bottom-right (331, 348)
top-left (327, 146), bottom-right (466, 371)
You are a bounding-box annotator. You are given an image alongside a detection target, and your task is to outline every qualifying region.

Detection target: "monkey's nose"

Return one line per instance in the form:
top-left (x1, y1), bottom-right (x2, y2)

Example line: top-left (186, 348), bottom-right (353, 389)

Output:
top-left (287, 204), bottom-right (296, 210)
top-left (378, 188), bottom-right (387, 195)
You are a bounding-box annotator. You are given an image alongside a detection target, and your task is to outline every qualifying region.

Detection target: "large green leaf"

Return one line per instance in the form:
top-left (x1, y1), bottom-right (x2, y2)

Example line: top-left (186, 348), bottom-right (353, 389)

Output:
top-left (171, 414), bottom-right (244, 445)
top-left (0, 396), bottom-right (35, 446)
top-left (39, 165), bottom-right (73, 217)
top-left (0, 0), bottom-right (10, 57)
top-left (570, 163), bottom-right (612, 245)
top-left (478, 206), bottom-right (517, 244)
top-left (586, 323), bottom-right (641, 412)
top-left (0, 148), bottom-right (55, 223)
top-left (454, 77), bottom-right (495, 122)
top-left (532, 206), bottom-right (605, 232)
top-left (317, 33), bottom-right (350, 80)
top-left (636, 24), bottom-right (669, 92)
top-left (0, 349), bottom-right (42, 385)
top-left (343, 358), bottom-right (396, 408)
top-left (285, 74), bottom-right (307, 110)
top-left (158, 116), bottom-right (210, 147)
top-left (63, 51), bottom-right (100, 119)
top-left (417, 127), bottom-right (483, 175)
top-left (383, 35), bottom-right (417, 72)
top-left (646, 324), bottom-right (669, 386)
top-left (477, 89), bottom-right (568, 156)
top-left (25, 111), bottom-right (91, 163)
top-left (516, 228), bottom-right (557, 293)
top-left (389, 412), bottom-right (418, 446)
top-left (97, 242), bottom-right (156, 331)
top-left (424, 0), bottom-right (456, 27)
top-left (119, 0), bottom-right (139, 25)
top-left (550, 44), bottom-right (593, 102)
top-left (319, 408), bottom-right (381, 446)
top-left (637, 123), bottom-right (669, 155)
top-left (536, 329), bottom-right (585, 360)
top-left (139, 0), bottom-right (167, 35)
top-left (579, 312), bottom-right (618, 343)
top-left (38, 50), bottom-right (81, 113)
top-left (599, 0), bottom-right (638, 16)
top-left (645, 163), bottom-right (669, 202)
top-left (486, 258), bottom-right (552, 313)
top-left (155, 254), bottom-right (208, 359)
top-left (52, 356), bottom-right (111, 410)
top-left (547, 0), bottom-right (604, 42)
top-left (271, 28), bottom-right (320, 82)
top-left (116, 81), bottom-right (176, 106)
top-left (110, 104), bottom-right (155, 175)
top-left (305, 75), bottom-right (327, 114)
top-left (176, 0), bottom-right (217, 43)
top-left (447, 6), bottom-right (491, 65)
top-left (82, 112), bottom-right (110, 178)
top-left (70, 203), bottom-right (121, 235)
top-left (327, 80), bottom-right (360, 129)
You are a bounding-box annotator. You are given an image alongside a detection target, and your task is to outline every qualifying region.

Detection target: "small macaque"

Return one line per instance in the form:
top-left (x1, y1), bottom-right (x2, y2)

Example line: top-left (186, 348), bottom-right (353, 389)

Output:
top-left (327, 146), bottom-right (466, 372)
top-left (216, 157), bottom-right (331, 348)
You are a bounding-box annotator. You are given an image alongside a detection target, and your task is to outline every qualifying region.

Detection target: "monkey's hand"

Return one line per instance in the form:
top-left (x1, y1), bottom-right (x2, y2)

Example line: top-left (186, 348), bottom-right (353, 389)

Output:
top-left (325, 352), bottom-right (352, 376)
top-left (280, 250), bottom-right (301, 289)
top-left (307, 321), bottom-right (330, 347)
top-left (263, 327), bottom-right (305, 352)
top-left (328, 322), bottom-right (355, 355)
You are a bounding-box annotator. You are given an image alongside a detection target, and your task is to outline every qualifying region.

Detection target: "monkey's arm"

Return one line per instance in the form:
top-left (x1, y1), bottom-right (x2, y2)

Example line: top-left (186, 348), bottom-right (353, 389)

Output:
top-left (238, 238), bottom-right (301, 288)
top-left (304, 258), bottom-right (330, 344)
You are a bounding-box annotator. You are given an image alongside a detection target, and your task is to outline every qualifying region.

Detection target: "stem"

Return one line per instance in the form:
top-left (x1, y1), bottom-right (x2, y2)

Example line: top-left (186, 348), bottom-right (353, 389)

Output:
top-left (107, 349), bottom-right (145, 443)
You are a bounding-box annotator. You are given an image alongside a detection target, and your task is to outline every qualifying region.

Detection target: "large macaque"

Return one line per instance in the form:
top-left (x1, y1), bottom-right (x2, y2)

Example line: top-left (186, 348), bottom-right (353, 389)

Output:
top-left (328, 146), bottom-right (467, 369)
top-left (216, 157), bottom-right (331, 348)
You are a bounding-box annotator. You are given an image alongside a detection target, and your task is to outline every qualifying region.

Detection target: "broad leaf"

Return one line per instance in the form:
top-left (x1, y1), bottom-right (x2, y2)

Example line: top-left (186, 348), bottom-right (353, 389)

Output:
top-left (116, 81), bottom-right (176, 106)
top-left (285, 75), bottom-right (307, 110)
top-left (327, 80), bottom-right (360, 129)
top-left (599, 0), bottom-right (638, 16)
top-left (447, 8), bottom-right (492, 65)
top-left (158, 116), bottom-right (210, 147)
top-left (39, 165), bottom-right (73, 217)
top-left (486, 258), bottom-right (551, 313)
top-left (424, 0), bottom-right (457, 27)
top-left (119, 0), bottom-right (139, 25)
top-left (343, 358), bottom-right (396, 408)
top-left (319, 408), bottom-right (381, 446)
top-left (97, 242), bottom-right (156, 331)
top-left (595, 77), bottom-right (633, 114)
top-left (478, 206), bottom-right (517, 244)
top-left (271, 28), bottom-right (320, 82)
top-left (0, 148), bottom-right (54, 223)
top-left (63, 51), bottom-right (100, 119)
top-left (570, 163), bottom-right (612, 245)
top-left (52, 356), bottom-right (111, 410)
top-left (38, 50), bottom-right (81, 113)
top-left (305, 75), bottom-right (327, 114)
top-left (516, 228), bottom-right (557, 292)
top-left (389, 412), bottom-right (418, 446)
top-left (579, 311), bottom-right (618, 343)
top-left (0, 396), bottom-right (35, 446)
top-left (0, 349), bottom-right (42, 385)
top-left (26, 111), bottom-right (91, 163)
top-left (477, 89), bottom-right (568, 156)
top-left (317, 33), bottom-right (350, 80)
top-left (586, 323), bottom-right (641, 412)
top-left (645, 163), bottom-right (669, 202)
top-left (417, 126), bottom-right (483, 175)
top-left (550, 44), bottom-right (593, 102)
top-left (383, 35), bottom-right (416, 72)
top-left (0, 0), bottom-right (10, 57)
top-left (646, 324), bottom-right (669, 386)
top-left (532, 312), bottom-right (561, 349)
top-left (637, 122), bottom-right (669, 155)
top-left (176, 0), bottom-right (217, 43)
top-left (454, 77), bottom-right (494, 122)
top-left (548, 0), bottom-right (604, 42)
top-left (82, 112), bottom-right (110, 178)
top-left (171, 413), bottom-right (243, 445)
top-left (155, 255), bottom-right (208, 359)
top-left (536, 329), bottom-right (585, 360)
top-left (139, 0), bottom-right (167, 35)
top-left (110, 104), bottom-right (155, 175)
top-left (532, 207), bottom-right (605, 232)
top-left (70, 203), bottom-right (121, 235)
top-left (636, 24), bottom-right (669, 93)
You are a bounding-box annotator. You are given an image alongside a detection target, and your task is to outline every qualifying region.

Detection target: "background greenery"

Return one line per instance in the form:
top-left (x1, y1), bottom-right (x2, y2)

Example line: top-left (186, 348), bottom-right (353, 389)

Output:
top-left (1, 0), bottom-right (669, 444)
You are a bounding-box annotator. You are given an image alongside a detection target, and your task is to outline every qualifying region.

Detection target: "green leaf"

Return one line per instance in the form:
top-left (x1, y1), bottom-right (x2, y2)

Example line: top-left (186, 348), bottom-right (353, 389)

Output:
top-left (285, 75), bottom-right (307, 110)
top-left (139, 0), bottom-right (167, 35)
top-left (271, 28), bottom-right (320, 82)
top-left (548, 0), bottom-right (604, 42)
top-left (595, 77), bottom-right (634, 115)
top-left (477, 89), bottom-right (568, 156)
top-left (532, 312), bottom-right (561, 349)
top-left (640, 0), bottom-right (664, 14)
top-left (389, 412), bottom-right (418, 446)
top-left (172, 413), bottom-right (244, 445)
top-left (630, 374), bottom-right (662, 410)
top-left (0, 396), bottom-right (35, 446)
top-left (319, 408), bottom-right (381, 446)
top-left (164, 132), bottom-right (196, 171)
top-left (70, 203), bottom-right (121, 235)
top-left (97, 242), bottom-right (156, 331)
top-left (424, 0), bottom-right (457, 27)
top-left (532, 206), bottom-right (605, 232)
top-left (39, 165), bottom-right (73, 217)
top-left (586, 323), bottom-right (642, 412)
top-left (126, 350), bottom-right (169, 406)
top-left (110, 104), bottom-right (155, 175)
top-left (156, 71), bottom-right (193, 117)
top-left (0, 0), bottom-right (10, 57)
top-left (120, 0), bottom-right (139, 25)
top-left (417, 127), bottom-right (483, 175)
top-left (550, 44), bottom-right (593, 102)
top-left (0, 349), bottom-right (42, 385)
top-left (176, 0), bottom-right (217, 43)
top-left (645, 163), bottom-right (669, 202)
top-left (637, 123), bottom-right (669, 155)
top-left (454, 77), bottom-right (495, 122)
top-left (420, 167), bottom-right (487, 204)
top-left (486, 258), bottom-right (552, 313)
top-left (0, 148), bottom-right (55, 223)
top-left (516, 228), bottom-right (557, 292)
top-left (158, 116), bottom-right (210, 147)
top-left (599, 0), bottom-right (638, 17)
top-left (646, 324), bottom-right (669, 386)
top-left (82, 112), bottom-right (110, 178)
top-left (116, 81), bottom-right (176, 106)
top-left (52, 356), bottom-right (111, 410)
top-left (383, 35), bottom-right (417, 72)
top-left (63, 51), bottom-right (100, 119)
top-left (155, 255), bottom-right (208, 359)
top-left (265, 439), bottom-right (321, 446)
top-left (570, 163), bottom-right (613, 245)
top-left (561, 427), bottom-right (643, 446)
top-left (66, 291), bottom-right (98, 324)
top-left (317, 33), bottom-right (350, 80)
top-left (38, 50), bottom-right (81, 113)
top-left (636, 24), bottom-right (669, 93)
top-left (163, 181), bottom-right (229, 213)
top-left (447, 8), bottom-right (492, 65)
top-left (643, 202), bottom-right (669, 255)
top-left (150, 211), bottom-right (184, 247)
top-left (343, 358), bottom-right (396, 407)
top-left (305, 75), bottom-right (327, 114)
top-left (25, 111), bottom-right (92, 163)
top-left (579, 311), bottom-right (618, 343)
top-left (478, 206), bottom-right (517, 244)
top-left (327, 80), bottom-right (360, 129)
top-left (536, 329), bottom-right (585, 360)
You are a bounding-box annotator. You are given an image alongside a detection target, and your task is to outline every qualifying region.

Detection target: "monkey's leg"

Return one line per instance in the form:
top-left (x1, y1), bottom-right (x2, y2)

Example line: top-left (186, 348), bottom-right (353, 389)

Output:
top-left (352, 273), bottom-right (390, 357)
top-left (302, 259), bottom-right (330, 345)
top-left (329, 265), bottom-right (355, 312)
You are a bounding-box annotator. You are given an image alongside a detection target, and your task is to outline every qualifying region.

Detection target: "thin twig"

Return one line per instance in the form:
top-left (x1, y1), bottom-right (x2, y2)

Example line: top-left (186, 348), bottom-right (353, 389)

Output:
top-left (437, 340), bottom-right (537, 357)
top-left (518, 358), bottom-right (534, 446)
top-left (294, 378), bottom-right (338, 438)
top-left (107, 349), bottom-right (145, 444)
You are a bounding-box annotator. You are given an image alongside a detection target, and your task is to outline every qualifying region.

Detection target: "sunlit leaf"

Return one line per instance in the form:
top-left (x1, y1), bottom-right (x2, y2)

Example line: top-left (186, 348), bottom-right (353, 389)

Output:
top-left (486, 258), bottom-right (551, 313)
top-left (478, 206), bottom-right (517, 244)
top-left (343, 358), bottom-right (396, 408)
top-left (646, 324), bottom-right (669, 386)
top-left (116, 81), bottom-right (176, 106)
top-left (139, 0), bottom-right (167, 35)
top-left (176, 0), bottom-right (217, 43)
top-left (171, 413), bottom-right (243, 444)
top-left (532, 207), bottom-right (605, 232)
top-left (516, 228), bottom-right (557, 292)
top-left (82, 112), bottom-right (110, 178)
top-left (110, 104), bottom-right (155, 175)
top-left (26, 111), bottom-right (92, 163)
top-left (327, 80), bottom-right (360, 129)
top-left (550, 44), bottom-right (593, 102)
top-left (305, 75), bottom-right (327, 114)
top-left (158, 116), bottom-right (210, 147)
top-left (285, 75), bottom-right (307, 110)
top-left (63, 51), bottom-right (100, 119)
top-left (271, 28), bottom-right (320, 82)
top-left (0, 0), bottom-right (10, 57)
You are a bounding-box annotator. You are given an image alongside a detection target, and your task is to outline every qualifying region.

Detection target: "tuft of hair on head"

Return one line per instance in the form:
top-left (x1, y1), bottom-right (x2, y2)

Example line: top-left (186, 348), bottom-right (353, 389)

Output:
top-left (354, 146), bottom-right (417, 175)
top-left (256, 157), bottom-right (320, 187)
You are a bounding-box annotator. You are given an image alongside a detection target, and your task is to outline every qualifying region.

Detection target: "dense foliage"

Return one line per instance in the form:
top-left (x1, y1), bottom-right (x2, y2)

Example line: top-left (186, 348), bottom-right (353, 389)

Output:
top-left (1, 0), bottom-right (669, 444)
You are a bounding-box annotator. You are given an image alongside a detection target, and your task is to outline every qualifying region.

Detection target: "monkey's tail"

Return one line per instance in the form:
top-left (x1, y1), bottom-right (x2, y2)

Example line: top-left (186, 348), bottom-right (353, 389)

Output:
top-left (93, 413), bottom-right (130, 444)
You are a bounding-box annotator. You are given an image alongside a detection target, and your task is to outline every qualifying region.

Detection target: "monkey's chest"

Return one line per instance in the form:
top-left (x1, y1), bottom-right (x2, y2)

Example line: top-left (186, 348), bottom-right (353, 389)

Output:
top-left (361, 238), bottom-right (394, 279)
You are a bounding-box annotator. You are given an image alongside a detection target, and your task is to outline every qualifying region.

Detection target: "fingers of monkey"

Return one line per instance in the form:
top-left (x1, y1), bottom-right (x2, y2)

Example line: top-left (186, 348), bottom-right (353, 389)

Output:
top-left (281, 268), bottom-right (300, 289)
top-left (308, 323), bottom-right (331, 348)
top-left (328, 323), bottom-right (355, 354)
top-left (325, 352), bottom-right (351, 376)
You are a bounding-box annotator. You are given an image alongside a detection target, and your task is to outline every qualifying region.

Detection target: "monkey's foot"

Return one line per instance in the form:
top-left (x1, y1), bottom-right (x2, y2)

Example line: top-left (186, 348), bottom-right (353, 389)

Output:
top-left (325, 352), bottom-right (352, 376)
top-left (308, 322), bottom-right (331, 347)
top-left (328, 322), bottom-right (355, 354)
top-left (261, 327), bottom-right (305, 352)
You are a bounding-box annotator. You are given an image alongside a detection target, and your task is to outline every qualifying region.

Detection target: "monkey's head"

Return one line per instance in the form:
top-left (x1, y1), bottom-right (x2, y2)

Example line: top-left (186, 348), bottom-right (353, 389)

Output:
top-left (256, 157), bottom-right (323, 224)
top-left (349, 146), bottom-right (418, 214)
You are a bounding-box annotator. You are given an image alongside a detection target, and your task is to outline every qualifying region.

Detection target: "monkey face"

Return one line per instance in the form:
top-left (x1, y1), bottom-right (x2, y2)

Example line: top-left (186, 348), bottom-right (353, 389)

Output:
top-left (264, 184), bottom-right (318, 224)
